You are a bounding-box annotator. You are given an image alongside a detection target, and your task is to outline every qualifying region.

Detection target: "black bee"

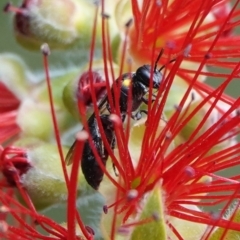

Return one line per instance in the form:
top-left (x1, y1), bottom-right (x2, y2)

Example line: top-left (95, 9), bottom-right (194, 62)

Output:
top-left (66, 114), bottom-right (115, 190)
top-left (66, 49), bottom-right (174, 189)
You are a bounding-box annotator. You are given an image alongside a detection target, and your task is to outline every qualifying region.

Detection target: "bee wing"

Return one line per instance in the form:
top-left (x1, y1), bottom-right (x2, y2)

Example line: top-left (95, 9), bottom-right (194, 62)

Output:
top-left (65, 140), bottom-right (76, 165)
top-left (99, 104), bottom-right (108, 115)
top-left (87, 95), bottom-right (109, 121)
top-left (65, 94), bottom-right (109, 166)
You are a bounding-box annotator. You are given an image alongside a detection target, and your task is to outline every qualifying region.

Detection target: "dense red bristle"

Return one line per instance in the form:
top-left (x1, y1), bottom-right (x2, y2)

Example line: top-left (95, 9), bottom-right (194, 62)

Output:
top-left (137, 57), bottom-right (184, 177)
top-left (0, 82), bottom-right (21, 145)
top-left (175, 68), bottom-right (240, 143)
top-left (0, 189), bottom-right (67, 239)
top-left (78, 3), bottom-right (124, 192)
top-left (0, 82), bottom-right (20, 113)
top-left (129, 0), bottom-right (240, 76)
top-left (177, 71), bottom-right (239, 113)
top-left (107, 38), bottom-right (238, 232)
top-left (0, 112), bottom-right (20, 145)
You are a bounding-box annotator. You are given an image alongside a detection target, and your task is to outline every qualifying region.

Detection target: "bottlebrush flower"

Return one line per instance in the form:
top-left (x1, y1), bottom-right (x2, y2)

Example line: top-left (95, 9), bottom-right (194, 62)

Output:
top-left (1, 0), bottom-right (240, 240)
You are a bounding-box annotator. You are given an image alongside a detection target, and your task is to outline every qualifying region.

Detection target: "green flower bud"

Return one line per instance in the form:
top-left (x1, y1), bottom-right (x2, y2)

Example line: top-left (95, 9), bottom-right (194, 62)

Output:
top-left (15, 68), bottom-right (80, 141)
top-left (63, 70), bottom-right (106, 120)
top-left (35, 69), bottom-right (79, 108)
top-left (16, 99), bottom-right (54, 141)
top-left (0, 53), bottom-right (34, 99)
top-left (12, 0), bottom-right (102, 50)
top-left (63, 60), bottom-right (119, 120)
top-left (14, 140), bottom-right (86, 210)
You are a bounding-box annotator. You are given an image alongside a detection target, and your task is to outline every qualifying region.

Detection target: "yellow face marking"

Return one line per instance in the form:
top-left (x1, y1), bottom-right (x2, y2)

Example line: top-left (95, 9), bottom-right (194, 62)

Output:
top-left (122, 78), bottom-right (131, 87)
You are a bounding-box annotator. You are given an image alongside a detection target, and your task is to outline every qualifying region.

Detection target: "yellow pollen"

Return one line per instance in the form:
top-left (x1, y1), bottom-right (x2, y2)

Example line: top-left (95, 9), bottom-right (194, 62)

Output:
top-left (156, 37), bottom-right (165, 48)
top-left (123, 79), bottom-right (131, 87)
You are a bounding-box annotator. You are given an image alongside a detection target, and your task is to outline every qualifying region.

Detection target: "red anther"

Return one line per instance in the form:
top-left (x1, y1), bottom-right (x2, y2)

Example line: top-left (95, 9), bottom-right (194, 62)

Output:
top-left (85, 225), bottom-right (95, 235)
top-left (103, 205), bottom-right (108, 214)
top-left (3, 3), bottom-right (11, 12)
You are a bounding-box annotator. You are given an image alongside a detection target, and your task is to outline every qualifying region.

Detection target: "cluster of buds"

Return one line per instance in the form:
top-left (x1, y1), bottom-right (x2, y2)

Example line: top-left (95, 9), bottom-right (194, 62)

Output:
top-left (1, 0), bottom-right (240, 239)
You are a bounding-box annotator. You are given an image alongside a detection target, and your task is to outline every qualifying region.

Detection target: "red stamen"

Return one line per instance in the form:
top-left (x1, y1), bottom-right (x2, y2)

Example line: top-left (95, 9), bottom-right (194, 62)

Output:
top-left (41, 44), bottom-right (70, 187)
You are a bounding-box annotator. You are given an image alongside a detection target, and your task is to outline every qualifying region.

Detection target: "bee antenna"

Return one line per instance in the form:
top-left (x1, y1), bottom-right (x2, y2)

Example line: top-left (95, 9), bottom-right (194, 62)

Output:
top-left (154, 48), bottom-right (164, 71)
top-left (158, 58), bottom-right (176, 72)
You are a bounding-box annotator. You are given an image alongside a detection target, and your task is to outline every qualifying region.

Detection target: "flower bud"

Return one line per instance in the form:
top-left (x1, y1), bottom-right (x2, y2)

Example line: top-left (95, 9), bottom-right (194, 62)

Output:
top-left (16, 99), bottom-right (54, 141)
top-left (0, 53), bottom-right (34, 99)
top-left (63, 60), bottom-right (119, 120)
top-left (16, 68), bottom-right (81, 141)
top-left (11, 0), bottom-right (102, 50)
top-left (14, 140), bottom-right (86, 210)
top-left (63, 70), bottom-right (107, 120)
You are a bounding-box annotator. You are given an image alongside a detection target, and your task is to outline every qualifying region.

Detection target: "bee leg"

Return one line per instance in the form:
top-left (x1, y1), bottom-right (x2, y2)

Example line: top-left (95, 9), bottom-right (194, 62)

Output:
top-left (112, 163), bottom-right (119, 176)
top-left (142, 96), bottom-right (156, 105)
top-left (109, 137), bottom-right (118, 177)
